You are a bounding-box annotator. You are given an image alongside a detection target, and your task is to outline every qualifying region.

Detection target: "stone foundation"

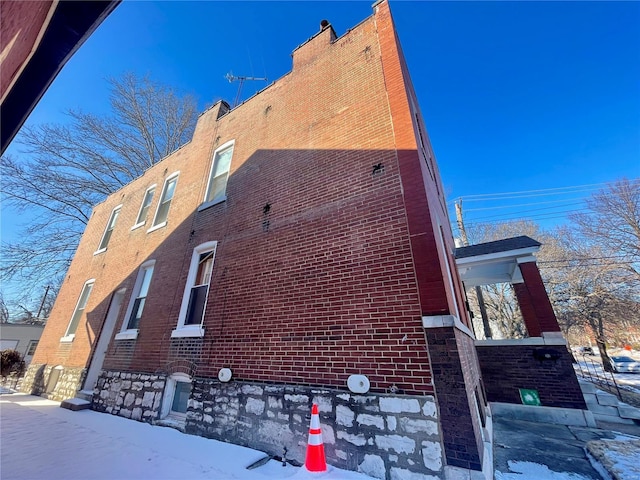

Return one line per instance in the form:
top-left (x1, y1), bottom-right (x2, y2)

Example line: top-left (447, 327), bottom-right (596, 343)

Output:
top-left (20, 363), bottom-right (85, 402)
top-left (92, 370), bottom-right (166, 422)
top-left (94, 370), bottom-right (445, 479)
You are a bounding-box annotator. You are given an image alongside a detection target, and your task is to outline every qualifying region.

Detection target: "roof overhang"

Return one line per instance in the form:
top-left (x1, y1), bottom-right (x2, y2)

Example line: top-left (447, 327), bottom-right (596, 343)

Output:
top-left (1, 1), bottom-right (120, 154)
top-left (455, 237), bottom-right (541, 287)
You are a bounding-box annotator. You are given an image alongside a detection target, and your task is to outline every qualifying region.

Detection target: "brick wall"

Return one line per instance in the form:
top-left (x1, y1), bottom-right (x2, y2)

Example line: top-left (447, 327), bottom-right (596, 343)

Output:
top-left (424, 327), bottom-right (483, 471)
top-left (28, 4), bottom-right (490, 476)
top-left (34, 2), bottom-right (447, 396)
top-left (476, 343), bottom-right (587, 409)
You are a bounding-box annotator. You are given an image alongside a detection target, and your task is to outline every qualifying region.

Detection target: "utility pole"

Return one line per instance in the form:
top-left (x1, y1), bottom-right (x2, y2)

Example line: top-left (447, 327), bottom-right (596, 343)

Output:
top-left (455, 201), bottom-right (492, 339)
top-left (36, 285), bottom-right (51, 320)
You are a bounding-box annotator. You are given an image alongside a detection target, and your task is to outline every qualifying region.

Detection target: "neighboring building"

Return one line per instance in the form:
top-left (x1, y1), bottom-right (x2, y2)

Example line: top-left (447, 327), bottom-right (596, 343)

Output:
top-left (22, 2), bottom-right (585, 479)
top-left (0, 0), bottom-right (120, 154)
top-left (0, 323), bottom-right (44, 366)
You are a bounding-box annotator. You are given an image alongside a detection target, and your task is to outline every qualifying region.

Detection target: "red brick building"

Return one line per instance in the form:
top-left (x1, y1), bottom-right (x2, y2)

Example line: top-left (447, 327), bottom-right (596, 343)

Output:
top-left (22, 2), bottom-right (585, 478)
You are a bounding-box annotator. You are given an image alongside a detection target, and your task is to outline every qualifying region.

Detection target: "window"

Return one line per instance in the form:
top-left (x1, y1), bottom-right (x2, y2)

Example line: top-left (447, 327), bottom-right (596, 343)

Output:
top-left (160, 373), bottom-right (192, 423)
top-left (132, 185), bottom-right (156, 229)
top-left (116, 261), bottom-right (155, 340)
top-left (150, 173), bottom-right (178, 230)
top-left (62, 280), bottom-right (95, 341)
top-left (171, 381), bottom-right (191, 414)
top-left (26, 341), bottom-right (38, 356)
top-left (172, 241), bottom-right (217, 338)
top-left (96, 205), bottom-right (122, 253)
top-left (203, 142), bottom-right (234, 206)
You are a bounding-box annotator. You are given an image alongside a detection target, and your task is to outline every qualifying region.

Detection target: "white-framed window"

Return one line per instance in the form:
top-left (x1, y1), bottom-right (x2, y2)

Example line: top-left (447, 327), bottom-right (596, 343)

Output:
top-left (171, 241), bottom-right (217, 338)
top-left (95, 205), bottom-right (122, 254)
top-left (200, 141), bottom-right (234, 209)
top-left (160, 373), bottom-right (192, 422)
top-left (132, 185), bottom-right (156, 230)
top-left (149, 173), bottom-right (179, 231)
top-left (61, 280), bottom-right (95, 342)
top-left (26, 340), bottom-right (38, 356)
top-left (115, 260), bottom-right (155, 340)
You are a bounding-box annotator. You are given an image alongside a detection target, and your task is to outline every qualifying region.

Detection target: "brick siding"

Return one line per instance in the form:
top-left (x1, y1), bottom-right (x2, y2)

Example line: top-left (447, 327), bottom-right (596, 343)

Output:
top-left (476, 344), bottom-right (587, 409)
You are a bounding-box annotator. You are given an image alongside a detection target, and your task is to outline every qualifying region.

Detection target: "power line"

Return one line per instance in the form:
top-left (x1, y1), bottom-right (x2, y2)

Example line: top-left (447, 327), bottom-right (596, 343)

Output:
top-left (538, 255), bottom-right (632, 264)
top-left (448, 181), bottom-right (621, 203)
top-left (464, 199), bottom-right (586, 213)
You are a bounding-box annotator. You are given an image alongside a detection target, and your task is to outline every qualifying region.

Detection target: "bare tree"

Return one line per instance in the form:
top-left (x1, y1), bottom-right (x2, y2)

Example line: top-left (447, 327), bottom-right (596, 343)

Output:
top-left (0, 294), bottom-right (9, 324)
top-left (570, 178), bottom-right (640, 280)
top-left (1, 73), bottom-right (197, 301)
top-left (543, 227), bottom-right (638, 367)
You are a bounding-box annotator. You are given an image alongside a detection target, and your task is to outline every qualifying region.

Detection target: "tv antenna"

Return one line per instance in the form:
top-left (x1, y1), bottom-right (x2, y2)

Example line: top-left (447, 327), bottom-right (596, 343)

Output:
top-left (225, 72), bottom-right (268, 107)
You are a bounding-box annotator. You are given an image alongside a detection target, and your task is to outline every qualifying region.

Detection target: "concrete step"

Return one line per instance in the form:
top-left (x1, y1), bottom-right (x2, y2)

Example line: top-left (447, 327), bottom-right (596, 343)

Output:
top-left (76, 390), bottom-right (94, 402)
top-left (579, 381), bottom-right (597, 394)
top-left (60, 397), bottom-right (91, 411)
top-left (618, 404), bottom-right (640, 421)
top-left (595, 392), bottom-right (619, 406)
top-left (592, 413), bottom-right (635, 425)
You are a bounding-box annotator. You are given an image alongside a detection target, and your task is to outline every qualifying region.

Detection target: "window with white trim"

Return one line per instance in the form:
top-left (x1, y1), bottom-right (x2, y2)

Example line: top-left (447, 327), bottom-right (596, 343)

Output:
top-left (172, 241), bottom-right (217, 338)
top-left (96, 205), bottom-right (122, 253)
top-left (132, 185), bottom-right (156, 229)
top-left (116, 261), bottom-right (155, 340)
top-left (62, 280), bottom-right (95, 341)
top-left (150, 173), bottom-right (178, 229)
top-left (204, 142), bottom-right (234, 205)
top-left (160, 373), bottom-right (192, 422)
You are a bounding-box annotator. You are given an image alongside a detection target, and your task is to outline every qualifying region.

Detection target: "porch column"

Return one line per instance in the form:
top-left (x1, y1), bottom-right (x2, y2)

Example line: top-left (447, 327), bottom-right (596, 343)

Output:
top-left (513, 257), bottom-right (561, 336)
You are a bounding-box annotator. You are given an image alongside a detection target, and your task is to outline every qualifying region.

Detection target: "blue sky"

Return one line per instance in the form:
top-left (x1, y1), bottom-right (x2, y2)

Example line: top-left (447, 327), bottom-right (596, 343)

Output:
top-left (3, 0), bottom-right (640, 241)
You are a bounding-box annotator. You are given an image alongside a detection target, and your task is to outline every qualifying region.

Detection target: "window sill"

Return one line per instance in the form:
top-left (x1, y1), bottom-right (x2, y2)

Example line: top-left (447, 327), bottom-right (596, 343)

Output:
top-left (93, 248), bottom-right (107, 256)
top-left (131, 222), bottom-right (145, 231)
top-left (171, 326), bottom-right (205, 338)
top-left (147, 222), bottom-right (167, 234)
top-left (114, 330), bottom-right (139, 341)
top-left (60, 334), bottom-right (75, 343)
top-left (197, 196), bottom-right (226, 212)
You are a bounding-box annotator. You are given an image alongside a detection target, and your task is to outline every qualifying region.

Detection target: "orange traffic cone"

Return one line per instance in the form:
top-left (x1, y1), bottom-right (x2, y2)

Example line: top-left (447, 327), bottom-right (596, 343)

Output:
top-left (305, 403), bottom-right (327, 472)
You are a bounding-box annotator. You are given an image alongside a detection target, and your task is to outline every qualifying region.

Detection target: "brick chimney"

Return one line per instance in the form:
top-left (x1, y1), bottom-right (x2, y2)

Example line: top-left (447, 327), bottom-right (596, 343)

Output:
top-left (291, 20), bottom-right (337, 71)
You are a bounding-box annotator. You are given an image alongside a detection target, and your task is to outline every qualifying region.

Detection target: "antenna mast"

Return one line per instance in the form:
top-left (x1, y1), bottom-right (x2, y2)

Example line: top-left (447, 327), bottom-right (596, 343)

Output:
top-left (225, 72), bottom-right (268, 107)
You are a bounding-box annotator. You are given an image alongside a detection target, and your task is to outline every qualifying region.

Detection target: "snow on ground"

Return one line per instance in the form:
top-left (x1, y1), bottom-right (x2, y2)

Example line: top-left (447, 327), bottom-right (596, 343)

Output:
top-left (495, 461), bottom-right (592, 480)
top-left (574, 353), bottom-right (640, 395)
top-left (0, 392), bottom-right (373, 480)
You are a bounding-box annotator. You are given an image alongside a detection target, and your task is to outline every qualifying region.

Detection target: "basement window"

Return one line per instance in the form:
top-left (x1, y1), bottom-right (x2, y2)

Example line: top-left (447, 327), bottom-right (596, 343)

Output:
top-left (160, 373), bottom-right (192, 424)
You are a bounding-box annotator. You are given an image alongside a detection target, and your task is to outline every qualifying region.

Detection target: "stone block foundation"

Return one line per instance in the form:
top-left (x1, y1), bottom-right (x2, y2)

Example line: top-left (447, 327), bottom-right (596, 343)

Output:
top-left (94, 370), bottom-right (445, 479)
top-left (20, 363), bottom-right (85, 402)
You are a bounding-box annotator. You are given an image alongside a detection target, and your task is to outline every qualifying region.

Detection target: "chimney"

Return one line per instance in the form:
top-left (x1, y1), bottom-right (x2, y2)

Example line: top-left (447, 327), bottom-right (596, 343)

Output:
top-left (291, 19), bottom-right (337, 71)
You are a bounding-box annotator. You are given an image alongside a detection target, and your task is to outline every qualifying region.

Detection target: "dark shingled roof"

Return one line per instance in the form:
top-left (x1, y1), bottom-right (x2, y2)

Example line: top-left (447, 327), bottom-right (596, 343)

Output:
top-left (455, 235), bottom-right (541, 259)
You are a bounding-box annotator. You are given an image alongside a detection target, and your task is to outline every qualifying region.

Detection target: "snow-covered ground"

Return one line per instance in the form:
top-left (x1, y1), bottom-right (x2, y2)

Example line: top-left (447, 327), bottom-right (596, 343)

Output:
top-left (0, 391), bottom-right (372, 480)
top-left (2, 387), bottom-right (639, 480)
top-left (496, 461), bottom-right (594, 480)
top-left (574, 355), bottom-right (640, 395)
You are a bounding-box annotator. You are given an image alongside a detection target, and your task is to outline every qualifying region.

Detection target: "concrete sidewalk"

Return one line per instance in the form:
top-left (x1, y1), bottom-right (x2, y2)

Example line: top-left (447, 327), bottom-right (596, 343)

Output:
top-left (0, 392), bottom-right (268, 480)
top-left (493, 415), bottom-right (640, 479)
top-left (3, 389), bottom-right (639, 480)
